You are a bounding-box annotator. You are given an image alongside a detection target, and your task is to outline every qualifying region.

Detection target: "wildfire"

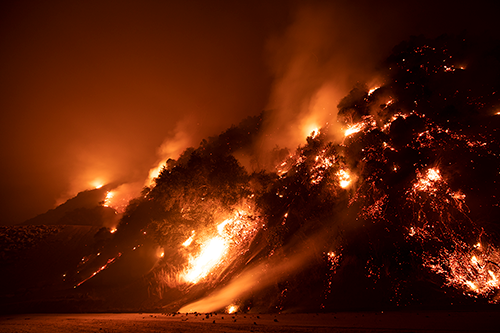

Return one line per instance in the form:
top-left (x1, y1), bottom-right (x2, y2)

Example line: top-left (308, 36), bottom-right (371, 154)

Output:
top-left (344, 122), bottom-right (366, 137)
top-left (183, 236), bottom-right (227, 283)
top-left (91, 179), bottom-right (105, 189)
top-left (182, 231), bottom-right (195, 247)
top-left (227, 304), bottom-right (238, 314)
top-left (336, 169), bottom-right (352, 188)
top-left (75, 253), bottom-right (122, 288)
top-left (344, 116), bottom-right (377, 137)
top-left (310, 128), bottom-right (320, 139)
top-left (310, 149), bottom-right (335, 185)
top-left (368, 86), bottom-right (380, 96)
top-left (413, 168), bottom-right (442, 192)
top-left (157, 247), bottom-right (165, 258)
top-left (423, 241), bottom-right (500, 297)
top-left (103, 191), bottom-right (114, 207)
top-left (407, 164), bottom-right (500, 299)
top-left (180, 211), bottom-right (259, 284)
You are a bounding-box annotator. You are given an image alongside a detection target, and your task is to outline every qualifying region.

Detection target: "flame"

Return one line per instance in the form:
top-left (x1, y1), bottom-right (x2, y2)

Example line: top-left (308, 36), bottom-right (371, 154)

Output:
top-left (336, 169), bottom-right (351, 188)
top-left (413, 168), bottom-right (441, 192)
top-left (344, 122), bottom-right (365, 137)
top-left (183, 236), bottom-right (227, 283)
top-left (466, 281), bottom-right (477, 291)
top-left (75, 253), bottom-right (122, 288)
top-left (227, 304), bottom-right (238, 314)
top-left (302, 122), bottom-right (321, 140)
top-left (310, 149), bottom-right (335, 185)
top-left (310, 128), bottom-right (320, 139)
top-left (368, 86), bottom-right (380, 96)
top-left (182, 232), bottom-right (195, 247)
top-left (103, 191), bottom-right (114, 207)
top-left (147, 163), bottom-right (164, 187)
top-left (90, 179), bottom-right (106, 189)
top-left (408, 164), bottom-right (500, 298)
top-left (157, 247), bottom-right (165, 258)
top-left (180, 211), bottom-right (259, 284)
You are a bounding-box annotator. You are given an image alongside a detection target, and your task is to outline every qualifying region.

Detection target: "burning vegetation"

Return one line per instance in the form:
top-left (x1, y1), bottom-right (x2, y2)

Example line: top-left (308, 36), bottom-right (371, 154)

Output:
top-left (14, 34), bottom-right (500, 313)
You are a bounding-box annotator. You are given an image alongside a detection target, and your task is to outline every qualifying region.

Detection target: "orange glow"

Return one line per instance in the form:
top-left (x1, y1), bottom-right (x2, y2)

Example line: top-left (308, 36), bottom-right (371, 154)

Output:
top-left (413, 168), bottom-right (441, 192)
top-left (227, 304), bottom-right (238, 314)
top-left (147, 163), bottom-right (163, 187)
top-left (182, 231), bottom-right (195, 247)
top-left (90, 179), bottom-right (105, 189)
top-left (344, 122), bottom-right (365, 137)
top-left (368, 86), bottom-right (379, 96)
top-left (302, 122), bottom-right (321, 140)
top-left (466, 281), bottom-right (477, 291)
top-left (180, 211), bottom-right (259, 284)
top-left (310, 128), bottom-right (320, 139)
top-left (183, 236), bottom-right (227, 283)
top-left (310, 149), bottom-right (335, 185)
top-left (103, 191), bottom-right (114, 207)
top-left (336, 169), bottom-right (351, 188)
top-left (109, 227), bottom-right (117, 234)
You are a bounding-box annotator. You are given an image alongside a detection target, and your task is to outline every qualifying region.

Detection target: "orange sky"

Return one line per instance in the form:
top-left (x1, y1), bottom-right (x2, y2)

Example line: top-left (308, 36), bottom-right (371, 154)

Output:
top-left (1, 0), bottom-right (499, 224)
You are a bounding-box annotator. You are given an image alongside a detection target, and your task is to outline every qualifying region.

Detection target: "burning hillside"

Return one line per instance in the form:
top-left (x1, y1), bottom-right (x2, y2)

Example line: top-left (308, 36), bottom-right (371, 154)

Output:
top-left (3, 34), bottom-right (500, 314)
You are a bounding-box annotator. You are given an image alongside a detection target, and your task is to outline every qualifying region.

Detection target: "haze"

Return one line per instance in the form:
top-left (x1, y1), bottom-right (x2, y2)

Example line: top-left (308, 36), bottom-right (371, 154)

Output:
top-left (1, 0), bottom-right (499, 225)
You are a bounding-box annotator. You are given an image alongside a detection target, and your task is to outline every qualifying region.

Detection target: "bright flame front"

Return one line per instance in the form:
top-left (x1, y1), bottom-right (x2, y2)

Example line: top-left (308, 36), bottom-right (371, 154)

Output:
top-left (183, 236), bottom-right (227, 283)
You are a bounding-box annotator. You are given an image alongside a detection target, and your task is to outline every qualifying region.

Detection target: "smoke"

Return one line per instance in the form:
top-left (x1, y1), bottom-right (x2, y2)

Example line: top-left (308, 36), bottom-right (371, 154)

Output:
top-left (260, 2), bottom-right (388, 153)
top-left (146, 117), bottom-right (198, 187)
top-left (259, 0), bottom-right (500, 156)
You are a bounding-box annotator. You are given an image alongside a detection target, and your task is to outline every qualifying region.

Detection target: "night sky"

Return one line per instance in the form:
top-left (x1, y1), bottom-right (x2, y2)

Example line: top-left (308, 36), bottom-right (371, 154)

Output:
top-left (1, 0), bottom-right (499, 225)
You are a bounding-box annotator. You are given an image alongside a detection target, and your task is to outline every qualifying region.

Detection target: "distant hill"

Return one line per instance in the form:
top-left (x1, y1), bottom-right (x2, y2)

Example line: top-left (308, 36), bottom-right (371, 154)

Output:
top-left (22, 187), bottom-right (120, 227)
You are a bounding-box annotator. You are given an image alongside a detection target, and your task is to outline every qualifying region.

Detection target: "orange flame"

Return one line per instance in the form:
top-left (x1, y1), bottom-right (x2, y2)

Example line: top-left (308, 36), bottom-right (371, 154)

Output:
top-left (336, 169), bottom-right (352, 188)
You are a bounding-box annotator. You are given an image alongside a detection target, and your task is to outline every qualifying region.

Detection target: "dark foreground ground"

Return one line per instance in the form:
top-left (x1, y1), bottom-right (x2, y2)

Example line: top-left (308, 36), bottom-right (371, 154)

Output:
top-left (0, 311), bottom-right (498, 333)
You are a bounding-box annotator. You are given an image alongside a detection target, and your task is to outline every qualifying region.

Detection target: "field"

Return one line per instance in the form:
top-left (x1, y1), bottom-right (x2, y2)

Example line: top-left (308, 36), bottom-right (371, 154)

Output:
top-left (1, 311), bottom-right (499, 333)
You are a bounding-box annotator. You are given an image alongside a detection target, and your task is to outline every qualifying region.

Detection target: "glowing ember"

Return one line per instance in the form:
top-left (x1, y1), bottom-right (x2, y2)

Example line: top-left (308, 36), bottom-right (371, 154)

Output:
top-left (310, 149), bottom-right (335, 185)
top-left (109, 227), bottom-right (117, 234)
top-left (413, 168), bottom-right (441, 192)
top-left (75, 253), bottom-right (122, 287)
top-left (336, 169), bottom-right (352, 188)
